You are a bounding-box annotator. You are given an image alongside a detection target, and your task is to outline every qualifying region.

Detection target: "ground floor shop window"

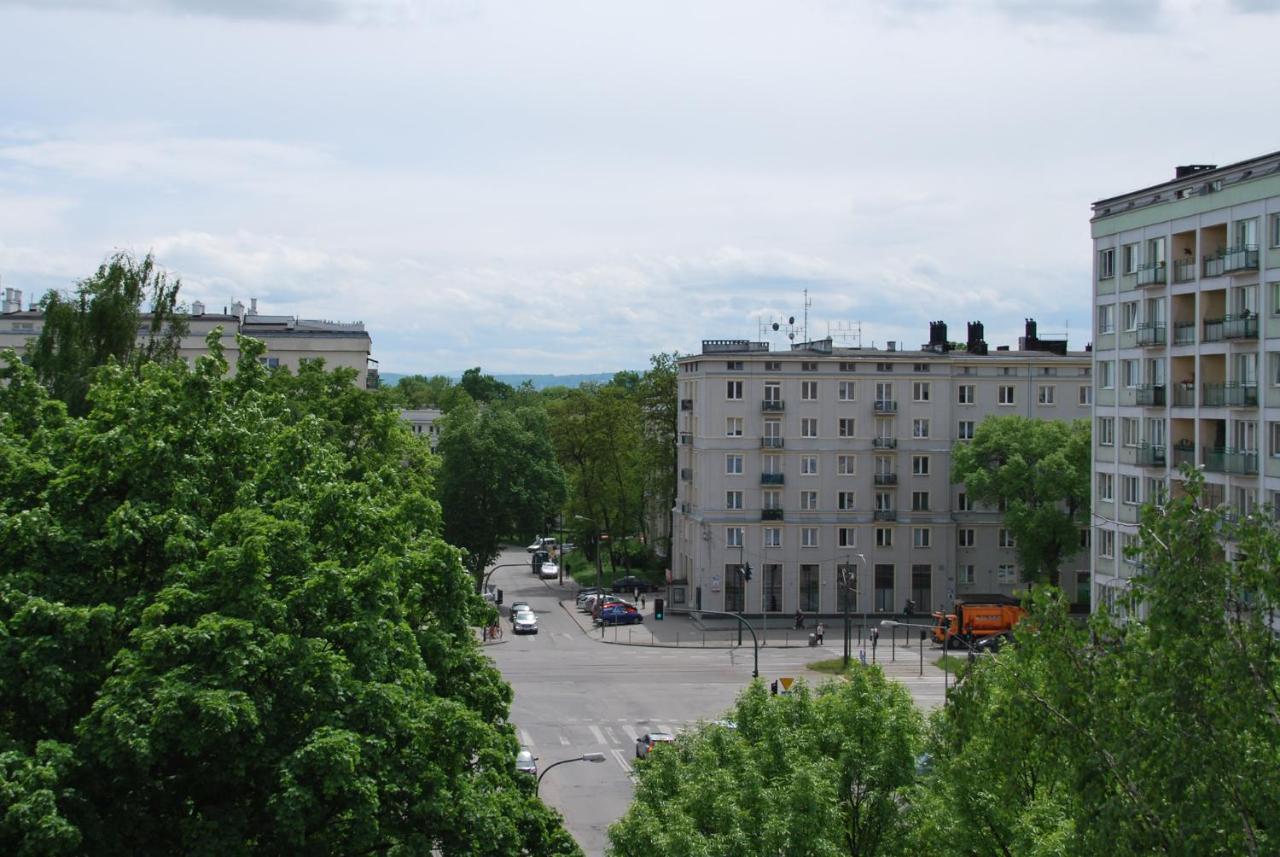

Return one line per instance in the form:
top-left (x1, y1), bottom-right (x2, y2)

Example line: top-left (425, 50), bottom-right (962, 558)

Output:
top-left (800, 564), bottom-right (820, 612)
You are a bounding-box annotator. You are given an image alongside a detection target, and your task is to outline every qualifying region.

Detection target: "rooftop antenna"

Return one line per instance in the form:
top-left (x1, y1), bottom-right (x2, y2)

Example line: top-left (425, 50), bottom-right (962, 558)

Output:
top-left (801, 289), bottom-right (812, 343)
top-left (827, 320), bottom-right (863, 348)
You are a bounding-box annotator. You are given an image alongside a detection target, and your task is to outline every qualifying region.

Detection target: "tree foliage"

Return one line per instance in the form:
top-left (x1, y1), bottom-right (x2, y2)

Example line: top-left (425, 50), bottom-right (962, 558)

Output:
top-left (29, 251), bottom-right (188, 416)
top-left (951, 416), bottom-right (1089, 584)
top-left (0, 335), bottom-right (578, 855)
top-left (608, 671), bottom-right (923, 857)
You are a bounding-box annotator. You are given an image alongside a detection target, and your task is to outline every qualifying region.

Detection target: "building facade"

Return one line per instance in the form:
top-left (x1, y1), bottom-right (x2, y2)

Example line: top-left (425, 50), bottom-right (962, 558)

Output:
top-left (0, 293), bottom-right (375, 388)
top-left (400, 408), bottom-right (444, 450)
top-left (670, 323), bottom-right (1091, 618)
top-left (1090, 151), bottom-right (1280, 612)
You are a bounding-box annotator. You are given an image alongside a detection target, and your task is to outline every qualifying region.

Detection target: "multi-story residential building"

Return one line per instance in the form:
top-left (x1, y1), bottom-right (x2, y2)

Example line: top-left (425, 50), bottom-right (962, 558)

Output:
top-left (1090, 151), bottom-right (1280, 612)
top-left (400, 408), bottom-right (444, 450)
top-left (670, 321), bottom-right (1092, 618)
top-left (1, 292), bottom-right (375, 388)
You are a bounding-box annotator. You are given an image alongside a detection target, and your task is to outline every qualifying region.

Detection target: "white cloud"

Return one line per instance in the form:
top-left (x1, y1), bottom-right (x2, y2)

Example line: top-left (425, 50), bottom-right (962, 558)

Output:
top-left (0, 0), bottom-right (480, 24)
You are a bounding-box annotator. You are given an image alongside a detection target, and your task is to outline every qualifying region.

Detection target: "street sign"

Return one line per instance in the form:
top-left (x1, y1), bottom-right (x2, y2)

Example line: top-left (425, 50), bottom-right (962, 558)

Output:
top-left (778, 676), bottom-right (795, 694)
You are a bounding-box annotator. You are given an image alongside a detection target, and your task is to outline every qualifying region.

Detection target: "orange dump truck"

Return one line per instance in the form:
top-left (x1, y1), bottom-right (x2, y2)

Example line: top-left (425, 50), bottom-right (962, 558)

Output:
top-left (932, 595), bottom-right (1025, 648)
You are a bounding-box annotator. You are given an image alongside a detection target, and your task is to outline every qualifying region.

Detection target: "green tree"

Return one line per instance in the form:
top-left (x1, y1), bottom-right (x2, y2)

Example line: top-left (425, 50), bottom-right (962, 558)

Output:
top-left (0, 337), bottom-right (578, 855)
top-left (950, 416), bottom-right (1089, 585)
top-left (29, 251), bottom-right (188, 416)
top-left (436, 399), bottom-right (567, 588)
top-left (458, 367), bottom-right (513, 404)
top-left (608, 671), bottom-right (923, 856)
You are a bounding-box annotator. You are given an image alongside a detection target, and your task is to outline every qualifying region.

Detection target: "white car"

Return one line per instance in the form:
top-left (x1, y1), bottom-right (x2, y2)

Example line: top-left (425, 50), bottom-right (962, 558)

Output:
top-left (526, 536), bottom-right (558, 553)
top-left (635, 731), bottom-right (676, 759)
top-left (539, 561), bottom-right (559, 580)
top-left (512, 608), bottom-right (538, 635)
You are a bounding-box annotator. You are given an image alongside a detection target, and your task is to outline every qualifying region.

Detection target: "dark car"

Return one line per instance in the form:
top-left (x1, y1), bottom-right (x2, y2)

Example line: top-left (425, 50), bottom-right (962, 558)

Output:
top-left (611, 575), bottom-right (658, 593)
top-left (975, 631), bottom-right (1015, 654)
top-left (598, 604), bottom-right (643, 626)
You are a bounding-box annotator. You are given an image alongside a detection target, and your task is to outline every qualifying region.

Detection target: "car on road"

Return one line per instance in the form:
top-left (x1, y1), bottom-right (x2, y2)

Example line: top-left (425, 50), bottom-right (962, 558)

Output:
top-left (579, 592), bottom-right (616, 612)
top-left (526, 536), bottom-right (558, 553)
top-left (515, 749), bottom-right (538, 776)
top-left (635, 732), bottom-right (675, 759)
top-left (598, 604), bottom-right (643, 626)
top-left (512, 608), bottom-right (539, 635)
top-left (539, 561), bottom-right (559, 580)
top-left (509, 601), bottom-right (530, 618)
top-left (611, 575), bottom-right (658, 594)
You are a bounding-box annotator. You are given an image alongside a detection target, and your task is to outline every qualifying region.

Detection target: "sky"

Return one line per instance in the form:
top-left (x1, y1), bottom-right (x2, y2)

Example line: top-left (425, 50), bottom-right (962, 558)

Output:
top-left (2, 0), bottom-right (1280, 375)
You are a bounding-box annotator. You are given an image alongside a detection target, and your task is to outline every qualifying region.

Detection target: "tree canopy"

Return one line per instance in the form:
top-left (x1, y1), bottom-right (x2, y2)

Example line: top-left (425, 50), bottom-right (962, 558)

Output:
top-left (951, 416), bottom-right (1090, 585)
top-left (0, 335), bottom-right (578, 855)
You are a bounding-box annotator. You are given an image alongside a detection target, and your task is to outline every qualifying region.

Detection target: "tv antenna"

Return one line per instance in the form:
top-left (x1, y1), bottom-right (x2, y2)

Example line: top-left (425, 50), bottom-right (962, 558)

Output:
top-left (827, 321), bottom-right (863, 348)
top-left (757, 289), bottom-right (813, 344)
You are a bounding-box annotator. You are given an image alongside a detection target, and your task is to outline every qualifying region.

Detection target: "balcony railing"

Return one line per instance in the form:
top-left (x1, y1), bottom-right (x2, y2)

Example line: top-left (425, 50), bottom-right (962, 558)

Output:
top-left (1203, 447), bottom-right (1258, 475)
top-left (1202, 382), bottom-right (1258, 407)
top-left (760, 473), bottom-right (785, 485)
top-left (1204, 245), bottom-right (1259, 277)
top-left (1173, 322), bottom-right (1196, 345)
top-left (761, 400), bottom-right (785, 412)
top-left (1172, 383), bottom-right (1196, 407)
top-left (873, 399), bottom-right (897, 414)
top-left (680, 399), bottom-right (693, 411)
top-left (1135, 384), bottom-right (1166, 407)
top-left (1135, 323), bottom-right (1166, 346)
top-left (761, 508), bottom-right (784, 521)
top-left (872, 437), bottom-right (898, 449)
top-left (1171, 442), bottom-right (1196, 469)
top-left (1202, 314), bottom-right (1258, 342)
top-left (873, 509), bottom-right (898, 522)
top-left (1136, 262), bottom-right (1167, 287)
top-left (1173, 258), bottom-right (1197, 283)
top-left (1136, 443), bottom-right (1166, 467)
top-left (760, 437), bottom-right (785, 449)
top-left (873, 473), bottom-right (898, 485)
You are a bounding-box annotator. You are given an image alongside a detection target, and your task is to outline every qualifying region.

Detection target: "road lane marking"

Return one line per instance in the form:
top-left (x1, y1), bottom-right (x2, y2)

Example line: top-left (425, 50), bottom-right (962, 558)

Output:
top-left (610, 748), bottom-right (633, 776)
top-left (622, 724), bottom-right (638, 742)
top-left (519, 729), bottom-right (535, 748)
top-left (588, 724), bottom-right (606, 745)
top-left (559, 732), bottom-right (570, 745)
top-left (604, 727), bottom-right (618, 744)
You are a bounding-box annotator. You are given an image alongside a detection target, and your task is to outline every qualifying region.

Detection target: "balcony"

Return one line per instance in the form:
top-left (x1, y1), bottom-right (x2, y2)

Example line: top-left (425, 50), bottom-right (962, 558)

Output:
top-left (873, 473), bottom-right (898, 485)
top-left (1136, 262), bottom-right (1167, 287)
top-left (873, 509), bottom-right (898, 522)
top-left (1173, 258), bottom-right (1197, 283)
top-left (872, 437), bottom-right (897, 449)
top-left (761, 399), bottom-right (785, 412)
top-left (760, 473), bottom-right (785, 485)
top-left (680, 399), bottom-right (693, 411)
top-left (1202, 382), bottom-right (1257, 408)
top-left (1203, 245), bottom-right (1259, 278)
top-left (1172, 383), bottom-right (1196, 407)
top-left (679, 433), bottom-right (692, 445)
top-left (1202, 314), bottom-right (1258, 342)
top-left (1136, 443), bottom-right (1166, 467)
top-left (761, 508), bottom-right (784, 521)
top-left (1135, 323), bottom-right (1166, 347)
top-left (760, 437), bottom-right (785, 449)
top-left (1135, 384), bottom-right (1166, 407)
top-left (873, 399), bottom-right (898, 414)
top-left (1203, 447), bottom-right (1258, 475)
top-left (1171, 442), bottom-right (1196, 469)
top-left (1173, 322), bottom-right (1196, 345)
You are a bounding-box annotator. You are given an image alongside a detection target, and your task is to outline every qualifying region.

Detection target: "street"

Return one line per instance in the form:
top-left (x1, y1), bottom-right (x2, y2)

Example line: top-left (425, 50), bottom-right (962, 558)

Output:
top-left (484, 547), bottom-right (949, 856)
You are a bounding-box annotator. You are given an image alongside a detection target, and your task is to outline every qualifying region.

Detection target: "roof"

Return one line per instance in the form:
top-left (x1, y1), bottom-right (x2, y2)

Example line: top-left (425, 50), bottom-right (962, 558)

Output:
top-left (1091, 148), bottom-right (1280, 214)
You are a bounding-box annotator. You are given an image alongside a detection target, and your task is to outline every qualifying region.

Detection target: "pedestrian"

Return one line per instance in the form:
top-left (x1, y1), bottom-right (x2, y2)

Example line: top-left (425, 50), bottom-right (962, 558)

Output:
top-left (640, 592), bottom-right (646, 609)
top-left (794, 609), bottom-right (804, 630)
top-left (815, 622), bottom-right (825, 646)
top-left (634, 588), bottom-right (640, 602)
top-left (859, 648), bottom-right (867, 666)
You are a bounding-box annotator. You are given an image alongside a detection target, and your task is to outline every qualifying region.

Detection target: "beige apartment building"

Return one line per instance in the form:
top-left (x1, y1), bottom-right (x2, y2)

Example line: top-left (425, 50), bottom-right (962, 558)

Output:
top-left (1, 292), bottom-right (375, 388)
top-left (670, 321), bottom-right (1092, 618)
top-left (1091, 150), bottom-right (1280, 612)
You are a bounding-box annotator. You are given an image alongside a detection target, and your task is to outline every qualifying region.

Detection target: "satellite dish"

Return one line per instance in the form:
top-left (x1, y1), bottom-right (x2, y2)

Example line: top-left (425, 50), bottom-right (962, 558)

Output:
top-left (772, 322), bottom-right (780, 331)
top-left (788, 316), bottom-right (795, 325)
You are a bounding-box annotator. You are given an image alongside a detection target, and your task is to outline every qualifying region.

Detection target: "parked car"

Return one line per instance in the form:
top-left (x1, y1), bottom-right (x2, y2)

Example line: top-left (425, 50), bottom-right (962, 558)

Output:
top-left (611, 575), bottom-right (658, 593)
top-left (598, 604), bottom-right (643, 626)
top-left (635, 732), bottom-right (675, 759)
top-left (526, 536), bottom-right (558, 553)
top-left (539, 561), bottom-right (560, 580)
top-left (515, 749), bottom-right (538, 776)
top-left (579, 592), bottom-right (616, 612)
top-left (575, 587), bottom-right (606, 605)
top-left (512, 608), bottom-right (539, 635)
top-left (975, 631), bottom-right (1015, 654)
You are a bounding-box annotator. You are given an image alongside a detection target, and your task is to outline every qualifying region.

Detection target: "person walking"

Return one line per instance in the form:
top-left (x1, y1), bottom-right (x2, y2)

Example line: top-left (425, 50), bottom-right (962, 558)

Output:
top-left (794, 609), bottom-right (804, 630)
top-left (640, 592), bottom-right (646, 609)
top-left (815, 622), bottom-right (825, 646)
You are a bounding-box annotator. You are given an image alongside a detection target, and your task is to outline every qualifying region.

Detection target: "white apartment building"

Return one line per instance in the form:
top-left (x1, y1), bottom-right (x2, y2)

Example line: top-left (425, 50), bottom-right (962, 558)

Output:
top-left (670, 321), bottom-right (1092, 618)
top-left (400, 408), bottom-right (444, 450)
top-left (0, 292), bottom-right (375, 388)
top-left (1091, 151), bottom-right (1280, 612)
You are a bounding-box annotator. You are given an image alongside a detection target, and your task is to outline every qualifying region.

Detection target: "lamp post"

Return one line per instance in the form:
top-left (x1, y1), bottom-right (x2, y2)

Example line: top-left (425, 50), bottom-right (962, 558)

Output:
top-left (840, 552), bottom-right (867, 670)
top-left (536, 752), bottom-right (606, 794)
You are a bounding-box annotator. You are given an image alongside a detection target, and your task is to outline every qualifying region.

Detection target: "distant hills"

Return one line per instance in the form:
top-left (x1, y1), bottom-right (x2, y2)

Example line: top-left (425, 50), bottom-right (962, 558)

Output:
top-left (379, 372), bottom-right (623, 390)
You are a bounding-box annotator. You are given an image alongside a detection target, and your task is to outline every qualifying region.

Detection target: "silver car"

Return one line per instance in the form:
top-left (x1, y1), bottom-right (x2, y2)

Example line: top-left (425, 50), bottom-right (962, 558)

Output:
top-left (515, 749), bottom-right (538, 776)
top-left (512, 608), bottom-right (538, 634)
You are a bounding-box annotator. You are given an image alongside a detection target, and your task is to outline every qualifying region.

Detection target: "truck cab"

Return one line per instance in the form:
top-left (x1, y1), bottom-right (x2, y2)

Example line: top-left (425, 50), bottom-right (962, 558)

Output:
top-left (932, 594), bottom-right (1025, 647)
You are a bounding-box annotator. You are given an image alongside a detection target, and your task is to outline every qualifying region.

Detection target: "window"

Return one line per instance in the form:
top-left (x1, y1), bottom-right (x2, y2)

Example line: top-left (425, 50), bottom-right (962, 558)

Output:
top-left (726, 490), bottom-right (743, 510)
top-left (1098, 304), bottom-right (1115, 334)
top-left (838, 381), bottom-right (857, 401)
top-left (875, 527), bottom-right (893, 548)
top-left (1121, 359), bottom-right (1140, 388)
top-left (764, 361), bottom-right (782, 371)
top-left (1098, 528), bottom-right (1115, 558)
top-left (259, 356), bottom-right (280, 369)
top-left (875, 382), bottom-right (893, 403)
top-left (764, 381), bottom-right (781, 403)
top-left (1236, 217), bottom-right (1258, 248)
top-left (1147, 478), bottom-right (1167, 507)
top-left (764, 564), bottom-right (782, 611)
top-left (838, 527), bottom-right (857, 547)
top-left (1038, 385), bottom-right (1055, 405)
top-left (801, 361), bottom-right (818, 372)
top-left (1098, 360), bottom-right (1114, 389)
top-left (958, 528), bottom-right (975, 547)
top-left (726, 454), bottom-right (743, 474)
top-left (1121, 417), bottom-right (1140, 447)
top-left (1097, 472), bottom-right (1113, 501)
top-left (956, 491), bottom-right (972, 511)
top-left (726, 361), bottom-right (744, 371)
top-left (998, 528), bottom-right (1015, 548)
top-left (726, 380), bottom-right (743, 400)
top-left (874, 564), bottom-right (895, 612)
top-left (1122, 242), bottom-right (1139, 275)
top-left (1271, 422), bottom-right (1280, 458)
top-left (959, 564), bottom-right (975, 585)
top-left (876, 362), bottom-right (893, 372)
top-left (1122, 301), bottom-right (1139, 331)
top-left (763, 489), bottom-right (781, 509)
top-left (1271, 214), bottom-right (1280, 248)
top-left (801, 528), bottom-right (819, 549)
top-left (800, 564), bottom-right (820, 610)
top-left (1099, 247), bottom-right (1116, 279)
top-left (997, 564), bottom-right (1016, 583)
top-left (913, 527), bottom-right (931, 548)
top-left (912, 418), bottom-right (930, 438)
top-left (838, 418), bottom-right (856, 437)
top-left (1079, 385), bottom-right (1093, 405)
top-left (913, 363), bottom-right (930, 373)
top-left (800, 490), bottom-right (818, 510)
top-left (837, 455), bottom-right (856, 475)
top-left (801, 456), bottom-right (818, 475)
top-left (912, 455), bottom-right (929, 476)
top-left (839, 361), bottom-right (858, 372)
top-left (957, 384), bottom-right (975, 405)
top-left (1122, 475), bottom-right (1140, 505)
top-left (762, 454), bottom-right (781, 475)
top-left (958, 420), bottom-right (975, 440)
top-left (724, 564), bottom-right (744, 611)
top-left (726, 527), bottom-right (743, 547)
top-left (837, 491), bottom-right (856, 510)
top-left (802, 417), bottom-right (818, 438)
top-left (912, 491), bottom-right (930, 512)
top-left (726, 417), bottom-right (743, 437)
top-left (801, 380), bottom-right (819, 400)
top-left (874, 491), bottom-right (894, 512)
top-left (764, 527), bottom-right (782, 548)
top-left (912, 381), bottom-right (931, 402)
top-left (998, 385), bottom-right (1015, 405)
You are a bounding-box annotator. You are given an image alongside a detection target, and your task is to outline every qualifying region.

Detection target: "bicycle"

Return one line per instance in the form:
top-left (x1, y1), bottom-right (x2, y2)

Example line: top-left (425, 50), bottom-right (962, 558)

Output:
top-left (486, 624), bottom-right (503, 641)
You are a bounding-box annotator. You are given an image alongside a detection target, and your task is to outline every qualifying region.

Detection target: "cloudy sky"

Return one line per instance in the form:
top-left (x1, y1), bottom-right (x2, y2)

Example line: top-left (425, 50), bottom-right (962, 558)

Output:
top-left (2, 0), bottom-right (1279, 374)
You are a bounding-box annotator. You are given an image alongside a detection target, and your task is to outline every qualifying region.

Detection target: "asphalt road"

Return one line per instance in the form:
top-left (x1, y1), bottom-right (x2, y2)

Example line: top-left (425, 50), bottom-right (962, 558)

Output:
top-left (484, 547), bottom-right (948, 856)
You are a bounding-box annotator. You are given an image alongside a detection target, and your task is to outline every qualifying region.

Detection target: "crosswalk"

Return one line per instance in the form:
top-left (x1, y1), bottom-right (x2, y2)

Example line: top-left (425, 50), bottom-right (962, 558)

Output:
top-left (515, 717), bottom-right (710, 774)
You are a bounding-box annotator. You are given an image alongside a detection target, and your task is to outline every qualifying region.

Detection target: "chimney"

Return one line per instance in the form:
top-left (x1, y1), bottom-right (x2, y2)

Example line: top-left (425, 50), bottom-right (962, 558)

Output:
top-left (966, 321), bottom-right (988, 356)
top-left (886, 340), bottom-right (896, 352)
top-left (250, 297), bottom-right (258, 315)
top-left (1025, 318), bottom-right (1037, 342)
top-left (192, 300), bottom-right (205, 316)
top-left (926, 320), bottom-right (949, 352)
top-left (231, 300), bottom-right (245, 321)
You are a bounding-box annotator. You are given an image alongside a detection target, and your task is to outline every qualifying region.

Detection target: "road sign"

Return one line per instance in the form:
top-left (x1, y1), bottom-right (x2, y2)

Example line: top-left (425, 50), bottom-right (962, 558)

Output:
top-left (778, 676), bottom-right (796, 694)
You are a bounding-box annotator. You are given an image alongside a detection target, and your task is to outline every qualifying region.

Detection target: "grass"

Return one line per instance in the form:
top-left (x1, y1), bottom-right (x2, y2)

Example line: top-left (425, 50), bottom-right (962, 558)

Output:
top-left (807, 657), bottom-right (854, 674)
top-left (934, 655), bottom-right (970, 675)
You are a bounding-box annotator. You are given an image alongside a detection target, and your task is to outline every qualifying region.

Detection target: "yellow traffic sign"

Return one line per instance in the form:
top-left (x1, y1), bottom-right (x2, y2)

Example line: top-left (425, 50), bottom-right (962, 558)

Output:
top-left (778, 676), bottom-right (795, 694)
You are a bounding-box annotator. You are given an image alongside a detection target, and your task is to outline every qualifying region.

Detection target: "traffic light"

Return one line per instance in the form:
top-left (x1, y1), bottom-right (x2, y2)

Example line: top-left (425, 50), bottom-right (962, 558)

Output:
top-left (741, 563), bottom-right (752, 582)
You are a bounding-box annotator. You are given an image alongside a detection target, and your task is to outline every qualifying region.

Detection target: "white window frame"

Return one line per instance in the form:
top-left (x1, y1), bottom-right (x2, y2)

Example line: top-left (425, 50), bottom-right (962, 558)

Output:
top-left (726, 526), bottom-right (743, 548)
top-left (912, 527), bottom-right (931, 548)
top-left (1097, 472), bottom-right (1113, 501)
top-left (801, 527), bottom-right (819, 548)
top-left (1079, 385), bottom-right (1093, 406)
top-left (726, 454), bottom-right (743, 475)
top-left (1121, 475), bottom-right (1140, 505)
top-left (875, 527), bottom-right (893, 548)
top-left (801, 417), bottom-right (819, 438)
top-left (837, 454), bottom-right (856, 476)
top-left (912, 455), bottom-right (929, 476)
top-left (912, 381), bottom-right (931, 402)
top-left (726, 380), bottom-right (743, 400)
top-left (800, 490), bottom-right (818, 511)
top-left (801, 455), bottom-right (818, 475)
top-left (958, 528), bottom-right (975, 548)
top-left (838, 527), bottom-right (857, 547)
top-left (838, 381), bottom-right (857, 401)
top-left (1098, 304), bottom-right (1115, 334)
top-left (726, 490), bottom-right (743, 510)
top-left (957, 384), bottom-right (975, 405)
top-left (997, 564), bottom-right (1016, 583)
top-left (998, 385), bottom-right (1015, 406)
top-left (1038, 385), bottom-right (1055, 405)
top-left (959, 564), bottom-right (975, 584)
top-left (912, 418), bottom-right (930, 438)
top-left (958, 420), bottom-right (975, 440)
top-left (1098, 247), bottom-right (1116, 279)
top-left (838, 417), bottom-right (856, 438)
top-left (998, 528), bottom-right (1015, 549)
top-left (837, 491), bottom-right (856, 511)
top-left (801, 380), bottom-right (819, 401)
top-left (763, 527), bottom-right (782, 548)
top-left (726, 416), bottom-right (743, 437)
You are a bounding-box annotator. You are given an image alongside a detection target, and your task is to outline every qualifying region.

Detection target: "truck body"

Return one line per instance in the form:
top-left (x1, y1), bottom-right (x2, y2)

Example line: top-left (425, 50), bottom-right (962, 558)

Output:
top-left (932, 594), bottom-right (1025, 647)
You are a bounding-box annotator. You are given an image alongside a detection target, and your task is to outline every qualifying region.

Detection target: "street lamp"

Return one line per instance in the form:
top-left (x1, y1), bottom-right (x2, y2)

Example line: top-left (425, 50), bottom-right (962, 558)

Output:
top-left (840, 553), bottom-right (867, 669)
top-left (536, 752), bottom-right (606, 793)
